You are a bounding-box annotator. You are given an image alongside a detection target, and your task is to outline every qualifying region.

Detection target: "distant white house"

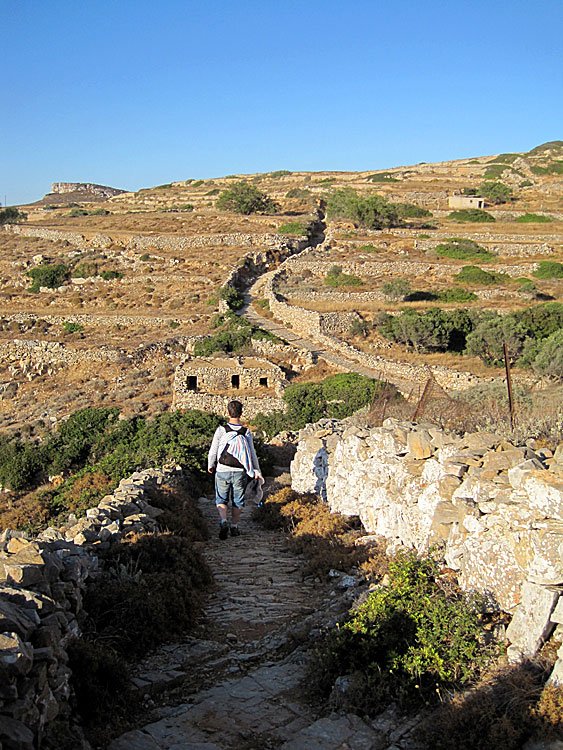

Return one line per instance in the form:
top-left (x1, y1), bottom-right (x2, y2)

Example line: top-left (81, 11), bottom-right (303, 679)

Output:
top-left (448, 195), bottom-right (485, 210)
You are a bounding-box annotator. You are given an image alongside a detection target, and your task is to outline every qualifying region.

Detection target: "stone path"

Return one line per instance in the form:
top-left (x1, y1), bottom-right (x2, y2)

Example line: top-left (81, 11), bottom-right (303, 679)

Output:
top-left (241, 282), bottom-right (413, 395)
top-left (106, 477), bottom-right (430, 750)
top-left (108, 484), bottom-right (399, 749)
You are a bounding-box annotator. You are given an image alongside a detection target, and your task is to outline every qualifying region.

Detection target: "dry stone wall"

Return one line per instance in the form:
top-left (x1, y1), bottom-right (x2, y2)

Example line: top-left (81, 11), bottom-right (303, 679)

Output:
top-left (290, 418), bottom-right (563, 678)
top-left (172, 391), bottom-right (284, 419)
top-left (0, 465), bottom-right (184, 750)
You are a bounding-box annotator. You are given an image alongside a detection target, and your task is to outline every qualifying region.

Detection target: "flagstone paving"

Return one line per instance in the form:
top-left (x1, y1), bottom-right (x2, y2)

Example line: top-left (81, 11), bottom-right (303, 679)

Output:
top-left (109, 486), bottom-right (423, 750)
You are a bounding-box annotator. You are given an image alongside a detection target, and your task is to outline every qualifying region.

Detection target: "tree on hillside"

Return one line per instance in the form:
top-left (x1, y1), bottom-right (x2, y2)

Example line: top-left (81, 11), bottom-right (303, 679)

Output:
top-left (479, 181), bottom-right (513, 205)
top-left (216, 181), bottom-right (278, 214)
top-left (0, 207), bottom-right (27, 225)
top-left (326, 189), bottom-right (401, 229)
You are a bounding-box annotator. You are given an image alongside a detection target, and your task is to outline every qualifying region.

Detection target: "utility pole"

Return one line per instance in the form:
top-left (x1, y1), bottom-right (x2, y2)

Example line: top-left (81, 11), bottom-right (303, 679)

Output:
top-left (503, 342), bottom-right (515, 431)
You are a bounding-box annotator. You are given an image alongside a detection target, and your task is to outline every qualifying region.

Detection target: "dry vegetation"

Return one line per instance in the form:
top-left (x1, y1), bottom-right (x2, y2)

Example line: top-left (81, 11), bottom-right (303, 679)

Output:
top-left (0, 144), bottom-right (560, 434)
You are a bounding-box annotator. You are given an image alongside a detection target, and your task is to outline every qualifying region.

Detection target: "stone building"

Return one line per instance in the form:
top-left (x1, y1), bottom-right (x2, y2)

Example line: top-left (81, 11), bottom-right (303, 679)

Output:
top-left (173, 355), bottom-right (288, 418)
top-left (448, 194), bottom-right (485, 210)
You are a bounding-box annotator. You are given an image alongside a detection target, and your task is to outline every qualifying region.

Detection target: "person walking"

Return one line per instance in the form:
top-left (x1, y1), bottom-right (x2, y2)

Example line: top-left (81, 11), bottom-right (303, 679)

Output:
top-left (208, 400), bottom-right (262, 539)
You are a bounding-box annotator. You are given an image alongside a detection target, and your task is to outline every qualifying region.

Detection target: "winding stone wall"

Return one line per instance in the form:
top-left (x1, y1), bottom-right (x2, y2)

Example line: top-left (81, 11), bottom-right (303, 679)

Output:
top-left (0, 465), bottom-right (184, 750)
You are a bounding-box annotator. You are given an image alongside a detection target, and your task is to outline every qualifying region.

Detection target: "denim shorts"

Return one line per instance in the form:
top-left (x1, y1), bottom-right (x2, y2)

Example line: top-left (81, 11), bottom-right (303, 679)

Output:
top-left (215, 470), bottom-right (248, 509)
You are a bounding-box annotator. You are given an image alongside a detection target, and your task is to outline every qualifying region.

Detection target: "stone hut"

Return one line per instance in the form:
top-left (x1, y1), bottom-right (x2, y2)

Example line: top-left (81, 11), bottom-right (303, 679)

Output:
top-left (173, 356), bottom-right (288, 418)
top-left (448, 194), bottom-right (485, 210)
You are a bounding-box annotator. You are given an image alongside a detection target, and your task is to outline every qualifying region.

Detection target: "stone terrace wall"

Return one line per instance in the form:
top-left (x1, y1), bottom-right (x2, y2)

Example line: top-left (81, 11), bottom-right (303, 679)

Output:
top-left (0, 465), bottom-right (184, 750)
top-left (291, 418), bottom-right (563, 676)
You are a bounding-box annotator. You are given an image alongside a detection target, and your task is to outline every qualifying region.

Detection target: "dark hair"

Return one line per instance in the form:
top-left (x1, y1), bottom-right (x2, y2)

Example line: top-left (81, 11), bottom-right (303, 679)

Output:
top-left (227, 400), bottom-right (243, 418)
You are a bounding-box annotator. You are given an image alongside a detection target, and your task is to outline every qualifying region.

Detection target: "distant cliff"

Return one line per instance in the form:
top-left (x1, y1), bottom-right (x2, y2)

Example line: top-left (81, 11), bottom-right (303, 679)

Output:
top-left (50, 181), bottom-right (125, 199)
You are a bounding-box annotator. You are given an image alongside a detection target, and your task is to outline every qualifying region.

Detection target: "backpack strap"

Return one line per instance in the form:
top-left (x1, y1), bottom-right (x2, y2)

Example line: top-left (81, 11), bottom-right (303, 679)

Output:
top-left (225, 424), bottom-right (247, 436)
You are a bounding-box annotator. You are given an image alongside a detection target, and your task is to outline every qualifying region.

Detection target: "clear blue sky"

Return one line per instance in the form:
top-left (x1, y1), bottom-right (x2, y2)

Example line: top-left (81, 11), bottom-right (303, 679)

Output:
top-left (2, 0), bottom-right (562, 205)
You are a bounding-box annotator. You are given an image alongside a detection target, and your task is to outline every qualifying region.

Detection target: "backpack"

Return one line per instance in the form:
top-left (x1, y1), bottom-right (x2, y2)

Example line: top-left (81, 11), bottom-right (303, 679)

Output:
top-left (220, 425), bottom-right (249, 469)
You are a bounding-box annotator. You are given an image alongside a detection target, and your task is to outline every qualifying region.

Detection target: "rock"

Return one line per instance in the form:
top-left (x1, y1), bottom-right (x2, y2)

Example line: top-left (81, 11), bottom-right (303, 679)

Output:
top-left (280, 713), bottom-right (386, 750)
top-left (506, 582), bottom-right (558, 662)
top-left (508, 458), bottom-right (545, 489)
top-left (0, 716), bottom-right (34, 750)
top-left (407, 429), bottom-right (433, 460)
top-left (0, 632), bottom-right (33, 675)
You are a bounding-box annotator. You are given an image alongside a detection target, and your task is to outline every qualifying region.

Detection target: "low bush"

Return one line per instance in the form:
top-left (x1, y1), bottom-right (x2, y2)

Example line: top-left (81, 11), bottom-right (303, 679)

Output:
top-left (396, 203), bottom-right (432, 218)
top-left (367, 173), bottom-right (399, 183)
top-left (62, 322), bottom-right (84, 333)
top-left (218, 285), bottom-right (244, 310)
top-left (447, 209), bottom-right (495, 223)
top-left (381, 279), bottom-right (411, 300)
top-left (435, 238), bottom-right (493, 260)
top-left (82, 532), bottom-right (213, 659)
top-left (194, 313), bottom-right (279, 356)
top-left (27, 263), bottom-right (70, 292)
top-left (533, 261), bottom-right (563, 280)
top-left (277, 221), bottom-right (308, 236)
top-left (67, 208), bottom-right (89, 217)
top-left (516, 213), bottom-right (553, 223)
top-left (307, 551), bottom-right (495, 716)
top-left (269, 170), bottom-right (292, 178)
top-left (455, 266), bottom-right (509, 285)
top-left (252, 373), bottom-right (398, 438)
top-left (100, 270), bottom-right (123, 280)
top-left (324, 265), bottom-right (362, 287)
top-left (71, 262), bottom-right (98, 278)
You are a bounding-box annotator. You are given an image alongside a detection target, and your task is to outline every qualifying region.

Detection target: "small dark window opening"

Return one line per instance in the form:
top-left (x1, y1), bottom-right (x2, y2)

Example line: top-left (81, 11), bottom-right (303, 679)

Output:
top-left (187, 376), bottom-right (197, 391)
top-left (259, 377), bottom-right (268, 387)
top-left (231, 374), bottom-right (240, 388)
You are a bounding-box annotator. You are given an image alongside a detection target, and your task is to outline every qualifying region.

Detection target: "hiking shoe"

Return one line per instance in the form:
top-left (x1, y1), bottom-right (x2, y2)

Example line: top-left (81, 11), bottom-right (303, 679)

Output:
top-left (219, 522), bottom-right (229, 540)
top-left (230, 526), bottom-right (241, 537)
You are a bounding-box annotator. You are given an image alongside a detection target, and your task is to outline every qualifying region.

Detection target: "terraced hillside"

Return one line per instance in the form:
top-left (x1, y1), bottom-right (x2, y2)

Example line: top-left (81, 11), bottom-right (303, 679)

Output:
top-left (2, 141), bottom-right (562, 435)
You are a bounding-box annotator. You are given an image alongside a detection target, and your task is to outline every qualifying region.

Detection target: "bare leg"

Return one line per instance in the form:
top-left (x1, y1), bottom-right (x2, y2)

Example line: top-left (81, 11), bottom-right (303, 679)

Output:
top-left (231, 507), bottom-right (242, 526)
top-left (217, 503), bottom-right (228, 522)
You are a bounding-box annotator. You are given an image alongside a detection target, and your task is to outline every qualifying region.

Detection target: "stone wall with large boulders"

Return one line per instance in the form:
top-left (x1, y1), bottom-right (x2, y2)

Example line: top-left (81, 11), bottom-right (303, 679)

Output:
top-left (290, 418), bottom-right (563, 679)
top-left (0, 465), bottom-right (184, 750)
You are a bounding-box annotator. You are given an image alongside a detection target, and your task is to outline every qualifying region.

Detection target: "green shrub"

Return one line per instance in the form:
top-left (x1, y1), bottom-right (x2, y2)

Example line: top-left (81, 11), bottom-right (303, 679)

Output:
top-left (155, 183), bottom-right (172, 189)
top-left (218, 285), bottom-right (244, 310)
top-left (324, 266), bottom-right (363, 287)
top-left (277, 221), bottom-right (308, 236)
top-left (269, 170), bottom-right (292, 178)
top-left (253, 374), bottom-right (397, 437)
top-left (396, 203), bottom-right (432, 218)
top-left (381, 279), bottom-right (411, 300)
top-left (479, 181), bottom-right (513, 204)
top-left (326, 189), bottom-right (401, 230)
top-left (530, 162), bottom-right (563, 176)
top-left (191, 180), bottom-right (204, 188)
top-left (256, 298), bottom-right (269, 309)
top-left (286, 187), bottom-right (313, 199)
top-left (140, 253), bottom-right (150, 261)
top-left (67, 208), bottom-right (89, 217)
top-left (308, 551), bottom-right (493, 715)
top-left (71, 262), bottom-right (98, 278)
top-left (193, 314), bottom-right (278, 356)
top-left (533, 261), bottom-right (563, 279)
top-left (447, 209), bottom-right (495, 223)
top-left (0, 207), bottom-right (27, 224)
top-left (520, 180), bottom-right (533, 188)
top-left (516, 212), bottom-right (552, 223)
top-left (0, 437), bottom-right (41, 491)
top-left (533, 330), bottom-right (563, 378)
top-left (89, 208), bottom-right (110, 216)
top-left (27, 263), bottom-right (70, 292)
top-left (455, 266), bottom-right (509, 285)
top-left (63, 322), bottom-right (84, 333)
top-left (205, 188), bottom-right (220, 196)
top-left (367, 173), bottom-right (399, 182)
top-left (100, 270), bottom-right (123, 280)
top-left (181, 203), bottom-right (195, 211)
top-left (216, 181), bottom-right (278, 214)
top-left (483, 164), bottom-right (507, 179)
top-left (377, 308), bottom-right (474, 353)
top-left (358, 244), bottom-right (379, 253)
top-left (435, 238), bottom-right (494, 260)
